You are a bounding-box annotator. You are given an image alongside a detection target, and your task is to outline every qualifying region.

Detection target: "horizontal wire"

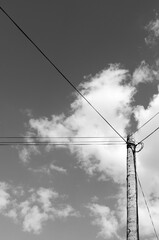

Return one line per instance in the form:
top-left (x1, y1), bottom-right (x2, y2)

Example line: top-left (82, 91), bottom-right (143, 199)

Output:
top-left (0, 141), bottom-right (124, 143)
top-left (0, 6), bottom-right (126, 143)
top-left (0, 143), bottom-right (126, 146)
top-left (133, 112), bottom-right (159, 135)
top-left (0, 136), bottom-right (124, 139)
top-left (137, 126), bottom-right (159, 144)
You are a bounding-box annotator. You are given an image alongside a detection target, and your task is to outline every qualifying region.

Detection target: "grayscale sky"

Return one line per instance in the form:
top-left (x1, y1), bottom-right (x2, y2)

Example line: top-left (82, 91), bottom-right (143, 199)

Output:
top-left (1, 1), bottom-right (159, 240)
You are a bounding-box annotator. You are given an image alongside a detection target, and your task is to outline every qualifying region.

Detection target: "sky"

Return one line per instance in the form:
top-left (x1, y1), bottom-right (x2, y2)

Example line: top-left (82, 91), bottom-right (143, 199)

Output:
top-left (1, 1), bottom-right (159, 239)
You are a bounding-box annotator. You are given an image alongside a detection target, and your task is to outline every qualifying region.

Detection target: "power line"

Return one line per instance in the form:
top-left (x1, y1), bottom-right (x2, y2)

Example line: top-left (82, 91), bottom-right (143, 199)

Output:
top-left (137, 126), bottom-right (159, 144)
top-left (0, 142), bottom-right (124, 145)
top-left (0, 6), bottom-right (126, 143)
top-left (0, 139), bottom-right (126, 144)
top-left (137, 175), bottom-right (159, 240)
top-left (0, 142), bottom-right (126, 146)
top-left (0, 140), bottom-right (124, 143)
top-left (0, 136), bottom-right (125, 140)
top-left (133, 112), bottom-right (159, 135)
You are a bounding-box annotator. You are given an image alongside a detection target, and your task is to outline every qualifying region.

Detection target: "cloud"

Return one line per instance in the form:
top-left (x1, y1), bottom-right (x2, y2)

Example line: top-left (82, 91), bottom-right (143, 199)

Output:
top-left (20, 64), bottom-right (135, 183)
top-left (133, 85), bottom-right (159, 237)
top-left (17, 61), bottom-right (159, 239)
top-left (16, 18), bottom-right (159, 237)
top-left (28, 163), bottom-right (67, 175)
top-left (18, 137), bottom-right (40, 164)
top-left (138, 196), bottom-right (159, 238)
top-left (87, 183), bottom-right (159, 240)
top-left (28, 165), bottom-right (50, 174)
top-left (145, 18), bottom-right (159, 46)
top-left (37, 187), bottom-right (59, 210)
top-left (18, 146), bottom-right (38, 163)
top-left (0, 182), bottom-right (10, 210)
top-left (50, 163), bottom-right (67, 174)
top-left (20, 108), bottom-right (33, 118)
top-left (20, 204), bottom-right (48, 234)
top-left (0, 182), bottom-right (78, 234)
top-left (87, 203), bottom-right (120, 239)
top-left (86, 186), bottom-right (128, 240)
top-left (19, 189), bottom-right (78, 234)
top-left (132, 61), bottom-right (157, 85)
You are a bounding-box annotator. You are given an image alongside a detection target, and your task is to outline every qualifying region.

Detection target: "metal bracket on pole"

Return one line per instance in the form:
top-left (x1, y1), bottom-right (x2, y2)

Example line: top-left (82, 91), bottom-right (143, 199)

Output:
top-left (135, 142), bottom-right (144, 153)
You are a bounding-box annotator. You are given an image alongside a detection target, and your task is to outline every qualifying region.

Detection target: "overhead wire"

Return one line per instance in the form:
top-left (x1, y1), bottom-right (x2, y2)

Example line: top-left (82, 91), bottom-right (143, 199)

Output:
top-left (0, 136), bottom-right (126, 146)
top-left (0, 138), bottom-right (126, 145)
top-left (0, 136), bottom-right (126, 145)
top-left (137, 126), bottom-right (159, 144)
top-left (2, 7), bottom-right (159, 239)
top-left (133, 112), bottom-right (159, 135)
top-left (0, 136), bottom-right (124, 139)
top-left (137, 174), bottom-right (159, 240)
top-left (0, 140), bottom-right (124, 143)
top-left (0, 6), bottom-right (126, 143)
top-left (0, 142), bottom-right (126, 146)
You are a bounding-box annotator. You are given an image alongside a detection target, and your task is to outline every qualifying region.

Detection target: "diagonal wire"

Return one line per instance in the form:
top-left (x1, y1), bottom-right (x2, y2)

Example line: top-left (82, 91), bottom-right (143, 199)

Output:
top-left (133, 112), bottom-right (159, 135)
top-left (137, 126), bottom-right (159, 144)
top-left (0, 6), bottom-right (126, 143)
top-left (137, 174), bottom-right (159, 240)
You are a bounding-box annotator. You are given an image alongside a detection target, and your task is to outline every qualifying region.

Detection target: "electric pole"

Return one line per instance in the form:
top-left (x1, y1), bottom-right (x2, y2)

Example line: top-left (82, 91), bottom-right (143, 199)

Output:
top-left (127, 134), bottom-right (139, 240)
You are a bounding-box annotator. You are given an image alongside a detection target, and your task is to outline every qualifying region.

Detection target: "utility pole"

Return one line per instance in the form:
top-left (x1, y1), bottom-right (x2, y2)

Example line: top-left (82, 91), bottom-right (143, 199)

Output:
top-left (127, 134), bottom-right (139, 240)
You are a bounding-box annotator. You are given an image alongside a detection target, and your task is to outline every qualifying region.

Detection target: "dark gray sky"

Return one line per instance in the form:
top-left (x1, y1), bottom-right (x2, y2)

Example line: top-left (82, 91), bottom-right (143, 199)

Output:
top-left (1, 1), bottom-right (158, 121)
top-left (1, 1), bottom-right (159, 240)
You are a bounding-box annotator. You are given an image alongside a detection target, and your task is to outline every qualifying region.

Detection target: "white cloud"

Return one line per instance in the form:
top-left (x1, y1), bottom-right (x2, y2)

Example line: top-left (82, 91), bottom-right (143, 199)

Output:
top-left (28, 163), bottom-right (67, 175)
top-left (37, 187), bottom-right (59, 211)
top-left (50, 163), bottom-right (67, 174)
top-left (18, 145), bottom-right (40, 163)
top-left (132, 61), bottom-right (157, 85)
top-left (17, 47), bottom-right (159, 238)
top-left (20, 108), bottom-right (33, 118)
top-left (0, 182), bottom-right (10, 211)
top-left (20, 65), bottom-right (135, 183)
top-left (5, 208), bottom-right (18, 222)
top-left (138, 197), bottom-right (159, 238)
top-left (0, 182), bottom-right (78, 234)
top-left (52, 205), bottom-right (79, 218)
top-left (133, 87), bottom-right (159, 237)
top-left (87, 203), bottom-right (120, 239)
top-left (19, 194), bottom-right (78, 234)
top-left (145, 18), bottom-right (159, 46)
top-left (21, 205), bottom-right (48, 234)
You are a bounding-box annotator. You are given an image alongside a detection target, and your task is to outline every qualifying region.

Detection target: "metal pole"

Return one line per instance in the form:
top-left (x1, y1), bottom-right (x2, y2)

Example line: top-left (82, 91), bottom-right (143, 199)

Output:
top-left (127, 134), bottom-right (139, 240)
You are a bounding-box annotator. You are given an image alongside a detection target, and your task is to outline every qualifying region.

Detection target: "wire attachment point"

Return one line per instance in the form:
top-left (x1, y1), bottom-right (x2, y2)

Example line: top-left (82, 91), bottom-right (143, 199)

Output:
top-left (135, 142), bottom-right (144, 152)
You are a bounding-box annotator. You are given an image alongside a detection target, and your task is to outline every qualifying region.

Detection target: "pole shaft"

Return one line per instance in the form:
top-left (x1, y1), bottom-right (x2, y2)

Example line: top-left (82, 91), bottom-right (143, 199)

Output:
top-left (127, 135), bottom-right (139, 240)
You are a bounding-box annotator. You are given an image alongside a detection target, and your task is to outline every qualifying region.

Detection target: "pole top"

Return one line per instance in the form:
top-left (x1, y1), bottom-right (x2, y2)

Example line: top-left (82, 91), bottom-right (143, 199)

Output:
top-left (127, 134), bottom-right (135, 144)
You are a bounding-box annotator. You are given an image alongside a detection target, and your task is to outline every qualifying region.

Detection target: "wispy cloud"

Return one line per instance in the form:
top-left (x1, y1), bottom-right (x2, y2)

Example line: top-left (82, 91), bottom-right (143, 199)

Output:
top-left (87, 203), bottom-right (121, 240)
top-left (16, 14), bottom-right (159, 239)
top-left (29, 163), bottom-right (67, 175)
top-left (0, 182), bottom-right (78, 234)
top-left (50, 163), bottom-right (67, 174)
top-left (132, 61), bottom-right (157, 85)
top-left (0, 182), bottom-right (10, 210)
top-left (145, 17), bottom-right (159, 46)
top-left (20, 65), bottom-right (135, 183)
top-left (19, 145), bottom-right (39, 163)
top-left (19, 60), bottom-right (159, 238)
